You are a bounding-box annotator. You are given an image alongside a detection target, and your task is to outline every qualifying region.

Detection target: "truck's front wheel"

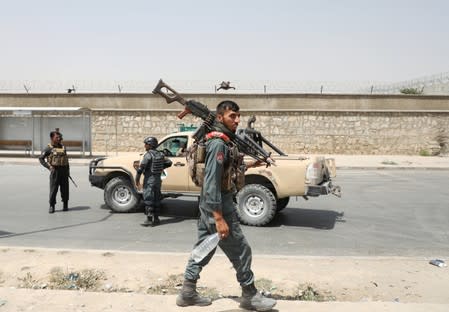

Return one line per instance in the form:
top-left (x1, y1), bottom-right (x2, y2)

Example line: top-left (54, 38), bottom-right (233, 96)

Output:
top-left (276, 197), bottom-right (290, 211)
top-left (104, 177), bottom-right (140, 213)
top-left (236, 184), bottom-right (277, 226)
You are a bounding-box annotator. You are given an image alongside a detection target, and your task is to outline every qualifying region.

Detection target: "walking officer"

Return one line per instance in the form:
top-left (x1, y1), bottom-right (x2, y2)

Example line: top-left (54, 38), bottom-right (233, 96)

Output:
top-left (39, 130), bottom-right (70, 213)
top-left (176, 100), bottom-right (276, 311)
top-left (135, 136), bottom-right (172, 226)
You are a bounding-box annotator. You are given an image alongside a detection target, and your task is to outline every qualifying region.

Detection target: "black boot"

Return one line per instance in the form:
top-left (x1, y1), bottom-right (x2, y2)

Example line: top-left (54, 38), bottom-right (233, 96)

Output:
top-left (63, 202), bottom-right (68, 211)
top-left (152, 215), bottom-right (160, 226)
top-left (142, 214), bottom-right (153, 227)
top-left (142, 206), bottom-right (151, 226)
top-left (49, 205), bottom-right (55, 214)
top-left (240, 283), bottom-right (276, 311)
top-left (176, 279), bottom-right (212, 307)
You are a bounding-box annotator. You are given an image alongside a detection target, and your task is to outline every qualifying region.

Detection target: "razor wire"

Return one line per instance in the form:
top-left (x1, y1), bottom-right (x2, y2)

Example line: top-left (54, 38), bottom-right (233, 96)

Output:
top-left (1, 72), bottom-right (449, 95)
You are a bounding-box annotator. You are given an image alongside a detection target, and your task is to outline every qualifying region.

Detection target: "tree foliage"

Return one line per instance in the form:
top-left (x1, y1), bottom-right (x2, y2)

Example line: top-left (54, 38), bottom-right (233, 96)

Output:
top-left (399, 87), bottom-right (423, 95)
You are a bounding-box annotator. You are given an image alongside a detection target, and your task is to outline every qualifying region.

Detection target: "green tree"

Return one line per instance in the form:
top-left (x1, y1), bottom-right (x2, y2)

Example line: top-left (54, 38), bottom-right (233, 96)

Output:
top-left (399, 87), bottom-right (424, 95)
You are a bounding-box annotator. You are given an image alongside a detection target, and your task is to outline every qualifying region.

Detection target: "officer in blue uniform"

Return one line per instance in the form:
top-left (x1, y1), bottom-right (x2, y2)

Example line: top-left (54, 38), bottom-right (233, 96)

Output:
top-left (135, 136), bottom-right (172, 226)
top-left (176, 101), bottom-right (276, 311)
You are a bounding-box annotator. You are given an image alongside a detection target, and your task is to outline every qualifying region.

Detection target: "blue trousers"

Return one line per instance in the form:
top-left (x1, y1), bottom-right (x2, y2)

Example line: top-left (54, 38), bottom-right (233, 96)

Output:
top-left (184, 210), bottom-right (254, 286)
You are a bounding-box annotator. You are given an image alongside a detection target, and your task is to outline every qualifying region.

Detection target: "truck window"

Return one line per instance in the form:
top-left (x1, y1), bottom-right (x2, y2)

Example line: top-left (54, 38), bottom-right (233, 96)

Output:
top-left (158, 136), bottom-right (188, 157)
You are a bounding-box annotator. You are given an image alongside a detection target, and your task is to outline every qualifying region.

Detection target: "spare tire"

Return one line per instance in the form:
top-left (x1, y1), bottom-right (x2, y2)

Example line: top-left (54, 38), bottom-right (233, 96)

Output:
top-left (236, 184), bottom-right (277, 226)
top-left (104, 177), bottom-right (140, 213)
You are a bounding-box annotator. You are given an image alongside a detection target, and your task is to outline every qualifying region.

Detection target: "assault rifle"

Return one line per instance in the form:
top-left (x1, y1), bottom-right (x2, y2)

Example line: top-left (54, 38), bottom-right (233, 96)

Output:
top-left (152, 79), bottom-right (275, 166)
top-left (69, 175), bottom-right (78, 188)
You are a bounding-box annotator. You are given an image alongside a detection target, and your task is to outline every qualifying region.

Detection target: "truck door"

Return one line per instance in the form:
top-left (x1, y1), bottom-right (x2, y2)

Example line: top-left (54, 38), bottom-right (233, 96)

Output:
top-left (157, 135), bottom-right (189, 191)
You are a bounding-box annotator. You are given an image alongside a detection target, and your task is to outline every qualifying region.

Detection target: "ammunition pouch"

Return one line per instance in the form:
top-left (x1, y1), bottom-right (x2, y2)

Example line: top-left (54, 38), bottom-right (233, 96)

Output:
top-left (222, 144), bottom-right (244, 192)
top-left (188, 142), bottom-right (206, 187)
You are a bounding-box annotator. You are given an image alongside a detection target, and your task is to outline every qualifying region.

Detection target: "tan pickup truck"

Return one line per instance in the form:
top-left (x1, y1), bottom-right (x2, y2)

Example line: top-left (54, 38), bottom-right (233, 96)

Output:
top-left (89, 131), bottom-right (341, 226)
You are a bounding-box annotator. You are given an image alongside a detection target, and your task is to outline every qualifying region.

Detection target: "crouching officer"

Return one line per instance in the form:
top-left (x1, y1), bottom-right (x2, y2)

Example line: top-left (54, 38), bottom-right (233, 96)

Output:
top-left (135, 136), bottom-right (172, 226)
top-left (38, 130), bottom-right (70, 213)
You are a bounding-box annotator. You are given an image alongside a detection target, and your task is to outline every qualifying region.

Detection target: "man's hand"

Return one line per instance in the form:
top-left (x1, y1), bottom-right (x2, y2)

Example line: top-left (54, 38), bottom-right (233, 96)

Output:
top-left (246, 159), bottom-right (264, 169)
top-left (49, 165), bottom-right (55, 172)
top-left (213, 211), bottom-right (229, 239)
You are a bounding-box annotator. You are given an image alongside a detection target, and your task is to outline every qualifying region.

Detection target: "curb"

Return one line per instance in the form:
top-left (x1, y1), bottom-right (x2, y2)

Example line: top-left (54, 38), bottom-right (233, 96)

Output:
top-left (336, 166), bottom-right (449, 170)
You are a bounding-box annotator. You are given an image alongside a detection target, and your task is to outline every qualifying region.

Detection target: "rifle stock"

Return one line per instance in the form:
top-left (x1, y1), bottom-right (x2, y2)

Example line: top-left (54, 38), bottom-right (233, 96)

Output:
top-left (152, 79), bottom-right (190, 119)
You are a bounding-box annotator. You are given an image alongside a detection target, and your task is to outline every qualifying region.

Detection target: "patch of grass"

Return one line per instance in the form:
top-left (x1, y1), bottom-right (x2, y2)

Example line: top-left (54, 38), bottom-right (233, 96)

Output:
top-left (419, 149), bottom-right (431, 156)
top-left (57, 250), bottom-right (69, 255)
top-left (49, 267), bottom-right (106, 291)
top-left (146, 274), bottom-right (184, 295)
top-left (198, 286), bottom-right (221, 300)
top-left (253, 278), bottom-right (335, 302)
top-left (18, 272), bottom-right (41, 289)
top-left (23, 249), bottom-right (35, 253)
top-left (250, 282), bottom-right (336, 302)
top-left (294, 284), bottom-right (336, 302)
top-left (145, 274), bottom-right (222, 299)
top-left (0, 270), bottom-right (4, 284)
top-left (255, 278), bottom-right (277, 293)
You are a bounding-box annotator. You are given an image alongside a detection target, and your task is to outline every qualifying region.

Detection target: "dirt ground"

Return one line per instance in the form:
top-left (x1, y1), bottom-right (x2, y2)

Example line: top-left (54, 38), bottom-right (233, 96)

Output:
top-left (0, 246), bottom-right (448, 311)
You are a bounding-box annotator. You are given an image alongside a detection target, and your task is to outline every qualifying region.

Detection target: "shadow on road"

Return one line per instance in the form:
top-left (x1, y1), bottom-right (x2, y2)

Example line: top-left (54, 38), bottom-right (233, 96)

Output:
top-left (161, 199), bottom-right (199, 218)
top-left (0, 212), bottom-right (114, 239)
top-left (63, 205), bottom-right (90, 212)
top-left (98, 200), bottom-right (345, 230)
top-left (267, 207), bottom-right (345, 229)
top-left (103, 199), bottom-right (199, 226)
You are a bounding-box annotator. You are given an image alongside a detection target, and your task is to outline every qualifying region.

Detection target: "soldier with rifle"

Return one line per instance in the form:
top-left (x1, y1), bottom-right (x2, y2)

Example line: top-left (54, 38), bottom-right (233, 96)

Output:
top-left (153, 80), bottom-right (277, 311)
top-left (38, 129), bottom-right (71, 213)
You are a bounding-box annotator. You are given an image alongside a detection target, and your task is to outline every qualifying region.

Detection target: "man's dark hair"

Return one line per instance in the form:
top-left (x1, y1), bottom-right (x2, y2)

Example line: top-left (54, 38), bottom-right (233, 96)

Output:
top-left (216, 100), bottom-right (240, 115)
top-left (50, 131), bottom-right (61, 139)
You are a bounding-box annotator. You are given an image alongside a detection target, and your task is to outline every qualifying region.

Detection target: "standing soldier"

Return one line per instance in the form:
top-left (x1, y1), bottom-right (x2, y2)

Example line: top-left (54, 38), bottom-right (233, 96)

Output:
top-left (39, 130), bottom-right (70, 214)
top-left (135, 136), bottom-right (172, 226)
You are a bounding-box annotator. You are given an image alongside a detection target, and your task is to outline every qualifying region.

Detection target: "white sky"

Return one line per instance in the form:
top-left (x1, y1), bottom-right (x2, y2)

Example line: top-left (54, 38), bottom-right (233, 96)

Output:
top-left (1, 0), bottom-right (448, 83)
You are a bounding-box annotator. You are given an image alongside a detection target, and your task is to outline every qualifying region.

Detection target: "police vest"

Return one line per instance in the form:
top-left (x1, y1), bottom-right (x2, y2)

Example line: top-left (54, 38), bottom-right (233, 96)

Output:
top-left (146, 150), bottom-right (165, 175)
top-left (47, 144), bottom-right (69, 167)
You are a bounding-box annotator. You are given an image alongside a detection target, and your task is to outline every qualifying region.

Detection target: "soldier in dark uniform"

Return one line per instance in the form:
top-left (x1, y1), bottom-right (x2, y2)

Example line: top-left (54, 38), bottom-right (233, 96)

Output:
top-left (135, 136), bottom-right (172, 227)
top-left (176, 101), bottom-right (276, 311)
top-left (38, 130), bottom-right (70, 214)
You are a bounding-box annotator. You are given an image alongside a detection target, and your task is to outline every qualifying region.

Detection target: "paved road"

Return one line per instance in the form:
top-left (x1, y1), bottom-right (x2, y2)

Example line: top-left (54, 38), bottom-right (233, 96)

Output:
top-left (0, 164), bottom-right (448, 257)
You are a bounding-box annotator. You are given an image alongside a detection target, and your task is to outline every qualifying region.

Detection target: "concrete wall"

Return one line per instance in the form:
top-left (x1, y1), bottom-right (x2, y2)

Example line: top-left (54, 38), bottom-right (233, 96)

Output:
top-left (1, 92), bottom-right (449, 111)
top-left (1, 93), bottom-right (449, 155)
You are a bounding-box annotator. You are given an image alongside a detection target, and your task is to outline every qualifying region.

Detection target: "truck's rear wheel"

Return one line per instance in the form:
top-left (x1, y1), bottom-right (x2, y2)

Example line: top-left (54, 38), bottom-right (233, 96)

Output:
top-left (236, 184), bottom-right (277, 226)
top-left (104, 177), bottom-right (139, 213)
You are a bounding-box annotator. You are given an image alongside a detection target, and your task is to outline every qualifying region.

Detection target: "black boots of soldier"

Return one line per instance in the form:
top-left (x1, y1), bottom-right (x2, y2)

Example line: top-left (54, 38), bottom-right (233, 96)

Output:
top-left (240, 283), bottom-right (277, 311)
top-left (176, 279), bottom-right (212, 307)
top-left (143, 214), bottom-right (160, 227)
top-left (49, 202), bottom-right (68, 214)
top-left (143, 206), bottom-right (160, 227)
